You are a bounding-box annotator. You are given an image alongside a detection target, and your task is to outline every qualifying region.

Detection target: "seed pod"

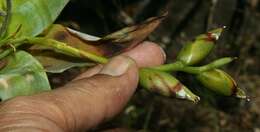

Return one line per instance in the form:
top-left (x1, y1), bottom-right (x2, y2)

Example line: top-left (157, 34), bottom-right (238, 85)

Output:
top-left (140, 68), bottom-right (200, 103)
top-left (196, 69), bottom-right (246, 99)
top-left (177, 28), bottom-right (223, 65)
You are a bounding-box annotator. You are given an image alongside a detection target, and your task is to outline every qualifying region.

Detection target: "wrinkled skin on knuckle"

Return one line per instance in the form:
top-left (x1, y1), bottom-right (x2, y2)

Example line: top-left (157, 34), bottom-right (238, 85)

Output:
top-left (0, 96), bottom-right (66, 132)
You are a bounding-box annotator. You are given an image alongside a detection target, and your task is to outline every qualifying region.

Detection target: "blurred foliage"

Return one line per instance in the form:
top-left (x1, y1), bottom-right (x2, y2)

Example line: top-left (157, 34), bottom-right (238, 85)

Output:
top-left (56, 0), bottom-right (260, 131)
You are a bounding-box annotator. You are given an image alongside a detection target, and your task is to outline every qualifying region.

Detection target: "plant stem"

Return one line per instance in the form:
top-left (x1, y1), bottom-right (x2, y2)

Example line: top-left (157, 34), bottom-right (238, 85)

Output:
top-left (0, 0), bottom-right (12, 38)
top-left (152, 57), bottom-right (236, 74)
top-left (0, 36), bottom-right (234, 73)
top-left (151, 61), bottom-right (185, 72)
top-left (0, 37), bottom-right (109, 63)
top-left (0, 35), bottom-right (234, 74)
top-left (0, 37), bottom-right (26, 59)
top-left (27, 38), bottom-right (109, 64)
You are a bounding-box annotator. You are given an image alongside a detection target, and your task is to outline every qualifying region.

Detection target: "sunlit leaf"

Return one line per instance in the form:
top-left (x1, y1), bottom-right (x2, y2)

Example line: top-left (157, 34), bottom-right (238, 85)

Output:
top-left (0, 0), bottom-right (69, 37)
top-left (0, 51), bottom-right (50, 100)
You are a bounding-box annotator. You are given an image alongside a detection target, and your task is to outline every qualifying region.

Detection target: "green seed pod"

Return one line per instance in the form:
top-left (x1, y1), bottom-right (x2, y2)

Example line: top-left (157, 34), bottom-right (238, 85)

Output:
top-left (177, 28), bottom-right (224, 65)
top-left (196, 69), bottom-right (246, 99)
top-left (140, 68), bottom-right (200, 103)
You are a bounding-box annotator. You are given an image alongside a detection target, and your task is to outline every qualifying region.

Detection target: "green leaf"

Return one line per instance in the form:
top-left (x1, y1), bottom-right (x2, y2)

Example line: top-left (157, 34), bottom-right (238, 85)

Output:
top-left (0, 0), bottom-right (69, 37)
top-left (0, 51), bottom-right (51, 100)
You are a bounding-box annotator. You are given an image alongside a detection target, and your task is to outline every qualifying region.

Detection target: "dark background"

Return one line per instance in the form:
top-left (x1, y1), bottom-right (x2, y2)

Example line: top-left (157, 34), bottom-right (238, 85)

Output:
top-left (56, 0), bottom-right (260, 131)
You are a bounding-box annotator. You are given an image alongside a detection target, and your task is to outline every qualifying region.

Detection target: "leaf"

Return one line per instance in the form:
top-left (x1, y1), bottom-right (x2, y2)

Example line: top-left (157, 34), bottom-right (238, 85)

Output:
top-left (95, 13), bottom-right (167, 55)
top-left (43, 13), bottom-right (166, 56)
top-left (36, 24), bottom-right (103, 56)
top-left (29, 24), bottom-right (102, 73)
top-left (0, 0), bottom-right (69, 37)
top-left (33, 51), bottom-right (95, 73)
top-left (0, 51), bottom-right (50, 100)
top-left (29, 14), bottom-right (165, 73)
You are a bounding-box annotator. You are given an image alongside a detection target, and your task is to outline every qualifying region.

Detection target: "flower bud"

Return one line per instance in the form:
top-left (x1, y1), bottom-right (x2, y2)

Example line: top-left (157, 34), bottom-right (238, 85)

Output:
top-left (196, 69), bottom-right (246, 98)
top-left (177, 28), bottom-right (223, 65)
top-left (140, 68), bottom-right (200, 102)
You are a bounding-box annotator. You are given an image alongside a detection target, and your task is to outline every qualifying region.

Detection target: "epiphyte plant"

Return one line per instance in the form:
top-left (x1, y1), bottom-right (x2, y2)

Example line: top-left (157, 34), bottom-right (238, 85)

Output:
top-left (0, 0), bottom-right (246, 102)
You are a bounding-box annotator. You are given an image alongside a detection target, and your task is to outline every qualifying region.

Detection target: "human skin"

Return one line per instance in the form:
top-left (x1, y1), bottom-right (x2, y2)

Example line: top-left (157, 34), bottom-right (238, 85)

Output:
top-left (0, 41), bottom-right (165, 132)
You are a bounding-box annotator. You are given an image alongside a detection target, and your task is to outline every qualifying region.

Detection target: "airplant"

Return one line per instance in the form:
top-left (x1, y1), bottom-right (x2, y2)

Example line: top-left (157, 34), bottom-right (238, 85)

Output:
top-left (0, 0), bottom-right (247, 102)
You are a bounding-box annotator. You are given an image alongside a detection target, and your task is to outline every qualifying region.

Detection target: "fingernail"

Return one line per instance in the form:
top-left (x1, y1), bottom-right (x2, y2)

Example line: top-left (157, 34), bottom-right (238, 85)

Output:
top-left (99, 56), bottom-right (135, 76)
top-left (158, 45), bottom-right (167, 62)
top-left (143, 41), bottom-right (166, 62)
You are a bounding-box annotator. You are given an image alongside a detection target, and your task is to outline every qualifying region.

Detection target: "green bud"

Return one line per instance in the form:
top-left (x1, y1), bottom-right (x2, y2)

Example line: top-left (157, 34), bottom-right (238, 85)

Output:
top-left (140, 68), bottom-right (200, 103)
top-left (196, 69), bottom-right (246, 99)
top-left (177, 28), bottom-right (224, 65)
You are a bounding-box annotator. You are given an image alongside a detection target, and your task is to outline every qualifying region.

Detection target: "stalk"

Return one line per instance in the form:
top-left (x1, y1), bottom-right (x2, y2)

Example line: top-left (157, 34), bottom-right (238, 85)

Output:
top-left (0, 36), bottom-right (234, 75)
top-left (0, 37), bottom-right (109, 64)
top-left (152, 57), bottom-right (236, 74)
top-left (0, 0), bottom-right (12, 38)
top-left (27, 38), bottom-right (109, 64)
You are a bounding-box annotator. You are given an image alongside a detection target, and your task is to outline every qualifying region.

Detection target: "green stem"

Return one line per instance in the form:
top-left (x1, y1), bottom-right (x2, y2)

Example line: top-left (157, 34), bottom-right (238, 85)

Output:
top-left (27, 38), bottom-right (109, 64)
top-left (0, 37), bottom-right (109, 64)
top-left (0, 38), bottom-right (25, 59)
top-left (0, 38), bottom-right (9, 47)
top-left (0, 0), bottom-right (12, 38)
top-left (0, 36), bottom-right (234, 73)
top-left (151, 61), bottom-right (185, 72)
top-left (152, 57), bottom-right (236, 74)
top-left (0, 35), bottom-right (234, 74)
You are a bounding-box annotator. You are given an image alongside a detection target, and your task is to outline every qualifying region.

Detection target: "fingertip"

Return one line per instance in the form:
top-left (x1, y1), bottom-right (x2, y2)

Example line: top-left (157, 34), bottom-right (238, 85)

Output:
top-left (142, 41), bottom-right (166, 63)
top-left (123, 41), bottom-right (166, 67)
top-left (99, 55), bottom-right (137, 77)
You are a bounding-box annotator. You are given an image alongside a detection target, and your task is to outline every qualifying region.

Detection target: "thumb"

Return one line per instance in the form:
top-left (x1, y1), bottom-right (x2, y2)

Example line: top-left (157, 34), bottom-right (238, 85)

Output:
top-left (0, 56), bottom-right (139, 132)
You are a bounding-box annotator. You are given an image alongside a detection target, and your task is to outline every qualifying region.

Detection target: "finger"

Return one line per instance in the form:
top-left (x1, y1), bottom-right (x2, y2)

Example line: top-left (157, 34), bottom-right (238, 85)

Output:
top-left (75, 41), bottom-right (165, 80)
top-left (0, 56), bottom-right (139, 132)
top-left (123, 41), bottom-right (166, 67)
top-left (101, 128), bottom-right (134, 132)
top-left (74, 64), bottom-right (103, 79)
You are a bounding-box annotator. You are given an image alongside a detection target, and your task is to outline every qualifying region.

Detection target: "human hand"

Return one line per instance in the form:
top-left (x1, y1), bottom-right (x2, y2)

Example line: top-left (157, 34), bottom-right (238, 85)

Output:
top-left (0, 41), bottom-right (165, 132)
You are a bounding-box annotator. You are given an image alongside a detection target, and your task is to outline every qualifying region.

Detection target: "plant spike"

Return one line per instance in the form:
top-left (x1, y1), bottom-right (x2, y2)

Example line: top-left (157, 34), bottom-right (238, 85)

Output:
top-left (173, 28), bottom-right (247, 99)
